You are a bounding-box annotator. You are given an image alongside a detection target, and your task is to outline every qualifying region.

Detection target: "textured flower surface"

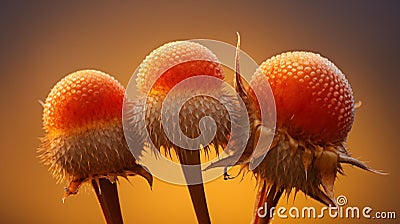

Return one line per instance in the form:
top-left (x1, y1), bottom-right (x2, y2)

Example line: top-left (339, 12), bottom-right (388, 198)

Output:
top-left (39, 70), bottom-right (152, 198)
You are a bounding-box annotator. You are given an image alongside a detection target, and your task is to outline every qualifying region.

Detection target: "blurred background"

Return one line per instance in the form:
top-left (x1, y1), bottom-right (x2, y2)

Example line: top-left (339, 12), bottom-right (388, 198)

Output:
top-left (1, 1), bottom-right (399, 223)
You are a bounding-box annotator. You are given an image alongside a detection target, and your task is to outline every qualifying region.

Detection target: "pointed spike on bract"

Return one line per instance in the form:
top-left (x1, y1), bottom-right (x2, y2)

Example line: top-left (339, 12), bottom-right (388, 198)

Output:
top-left (234, 32), bottom-right (247, 98)
top-left (302, 148), bottom-right (312, 180)
top-left (132, 163), bottom-right (153, 188)
top-left (314, 150), bottom-right (338, 203)
top-left (305, 169), bottom-right (308, 181)
top-left (38, 100), bottom-right (45, 107)
top-left (120, 173), bottom-right (130, 182)
top-left (285, 188), bottom-right (291, 203)
top-left (354, 101), bottom-right (362, 109)
top-left (310, 187), bottom-right (338, 207)
top-left (338, 154), bottom-right (387, 175)
top-left (293, 189), bottom-right (299, 201)
top-left (236, 32), bottom-right (241, 76)
top-left (94, 177), bottom-right (102, 195)
top-left (321, 177), bottom-right (335, 202)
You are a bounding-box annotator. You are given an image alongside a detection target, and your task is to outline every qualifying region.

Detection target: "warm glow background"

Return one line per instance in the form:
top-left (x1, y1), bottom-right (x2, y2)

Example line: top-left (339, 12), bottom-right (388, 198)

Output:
top-left (1, 1), bottom-right (399, 223)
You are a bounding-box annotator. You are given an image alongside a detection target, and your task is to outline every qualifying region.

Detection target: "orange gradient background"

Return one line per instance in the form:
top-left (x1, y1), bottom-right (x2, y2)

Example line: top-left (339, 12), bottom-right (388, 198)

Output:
top-left (1, 1), bottom-right (399, 223)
